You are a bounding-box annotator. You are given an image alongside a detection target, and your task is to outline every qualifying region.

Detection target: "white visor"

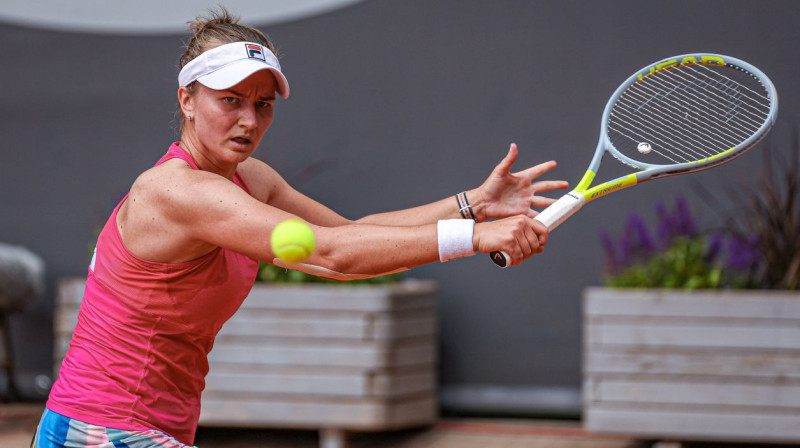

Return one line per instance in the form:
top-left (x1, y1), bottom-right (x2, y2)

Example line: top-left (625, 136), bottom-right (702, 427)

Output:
top-left (178, 41), bottom-right (290, 99)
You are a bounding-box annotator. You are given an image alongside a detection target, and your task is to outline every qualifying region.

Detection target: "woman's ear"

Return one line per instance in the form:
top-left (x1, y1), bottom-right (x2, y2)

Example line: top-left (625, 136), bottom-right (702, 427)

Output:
top-left (178, 86), bottom-right (194, 119)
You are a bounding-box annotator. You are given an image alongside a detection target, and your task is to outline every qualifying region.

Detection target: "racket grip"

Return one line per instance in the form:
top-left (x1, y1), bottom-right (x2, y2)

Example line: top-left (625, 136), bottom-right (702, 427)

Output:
top-left (534, 192), bottom-right (585, 231)
top-left (490, 192), bottom-right (585, 268)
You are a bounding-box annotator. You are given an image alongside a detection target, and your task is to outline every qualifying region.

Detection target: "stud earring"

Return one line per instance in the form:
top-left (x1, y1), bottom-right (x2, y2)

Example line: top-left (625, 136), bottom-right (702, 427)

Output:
top-left (187, 113), bottom-right (193, 122)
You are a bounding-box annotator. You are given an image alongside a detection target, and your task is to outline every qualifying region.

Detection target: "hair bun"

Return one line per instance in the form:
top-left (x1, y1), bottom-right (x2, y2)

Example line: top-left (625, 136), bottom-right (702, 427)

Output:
top-left (188, 6), bottom-right (239, 35)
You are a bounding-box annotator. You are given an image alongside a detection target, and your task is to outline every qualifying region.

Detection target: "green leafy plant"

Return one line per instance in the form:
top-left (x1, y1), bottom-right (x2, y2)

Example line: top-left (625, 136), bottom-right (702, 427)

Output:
top-left (257, 262), bottom-right (401, 285)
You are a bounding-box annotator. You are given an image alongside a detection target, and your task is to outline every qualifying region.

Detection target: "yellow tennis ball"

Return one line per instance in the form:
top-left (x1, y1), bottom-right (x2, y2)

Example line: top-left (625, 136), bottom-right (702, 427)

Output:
top-left (271, 219), bottom-right (316, 263)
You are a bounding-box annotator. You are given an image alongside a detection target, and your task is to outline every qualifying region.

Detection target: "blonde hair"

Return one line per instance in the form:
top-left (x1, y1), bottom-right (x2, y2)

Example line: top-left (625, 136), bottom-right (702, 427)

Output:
top-left (176, 6), bottom-right (279, 131)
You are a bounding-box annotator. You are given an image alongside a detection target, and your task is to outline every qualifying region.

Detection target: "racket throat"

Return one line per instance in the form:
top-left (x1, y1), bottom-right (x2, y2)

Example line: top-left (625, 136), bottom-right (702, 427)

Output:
top-left (534, 192), bottom-right (586, 231)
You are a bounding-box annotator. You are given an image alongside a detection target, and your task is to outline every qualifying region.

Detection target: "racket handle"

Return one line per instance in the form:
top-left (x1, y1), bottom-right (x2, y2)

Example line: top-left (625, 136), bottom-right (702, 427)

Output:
top-left (490, 251), bottom-right (511, 267)
top-left (533, 192), bottom-right (585, 231)
top-left (490, 192), bottom-right (585, 268)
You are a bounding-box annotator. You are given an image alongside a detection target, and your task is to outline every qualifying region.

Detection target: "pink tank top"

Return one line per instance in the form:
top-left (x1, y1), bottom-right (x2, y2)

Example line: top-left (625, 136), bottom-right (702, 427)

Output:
top-left (47, 143), bottom-right (260, 445)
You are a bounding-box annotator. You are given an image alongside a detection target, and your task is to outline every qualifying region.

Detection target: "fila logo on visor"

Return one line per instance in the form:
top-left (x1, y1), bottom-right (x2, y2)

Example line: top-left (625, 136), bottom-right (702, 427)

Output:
top-left (246, 44), bottom-right (266, 62)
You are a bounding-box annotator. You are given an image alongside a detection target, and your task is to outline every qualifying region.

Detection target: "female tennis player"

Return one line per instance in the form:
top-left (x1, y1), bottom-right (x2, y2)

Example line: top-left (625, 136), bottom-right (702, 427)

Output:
top-left (33, 8), bottom-right (567, 448)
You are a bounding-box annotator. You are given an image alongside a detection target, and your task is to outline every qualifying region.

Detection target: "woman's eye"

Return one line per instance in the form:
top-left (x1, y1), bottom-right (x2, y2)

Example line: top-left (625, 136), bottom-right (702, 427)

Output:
top-left (257, 101), bottom-right (273, 109)
top-left (223, 97), bottom-right (238, 104)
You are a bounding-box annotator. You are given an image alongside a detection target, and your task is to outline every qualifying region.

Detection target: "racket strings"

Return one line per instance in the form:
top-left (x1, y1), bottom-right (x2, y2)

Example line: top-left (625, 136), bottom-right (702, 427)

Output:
top-left (668, 65), bottom-right (769, 131)
top-left (618, 69), bottom-right (757, 158)
top-left (620, 79), bottom-right (744, 160)
top-left (656, 73), bottom-right (757, 141)
top-left (608, 62), bottom-right (772, 165)
top-left (693, 63), bottom-right (771, 105)
top-left (613, 92), bottom-right (718, 161)
top-left (612, 85), bottom-right (736, 162)
top-left (608, 120), bottom-right (687, 164)
top-left (613, 88), bottom-right (732, 163)
top-left (613, 64), bottom-right (768, 160)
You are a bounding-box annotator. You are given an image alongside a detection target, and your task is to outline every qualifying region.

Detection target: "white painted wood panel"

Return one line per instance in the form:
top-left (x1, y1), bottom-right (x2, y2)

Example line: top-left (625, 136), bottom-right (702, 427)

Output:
top-left (240, 280), bottom-right (436, 312)
top-left (216, 311), bottom-right (436, 340)
top-left (204, 368), bottom-right (435, 397)
top-left (590, 377), bottom-right (800, 408)
top-left (207, 340), bottom-right (435, 368)
top-left (585, 349), bottom-right (800, 378)
top-left (585, 406), bottom-right (800, 443)
top-left (584, 287), bottom-right (800, 319)
top-left (198, 395), bottom-right (437, 430)
top-left (590, 321), bottom-right (800, 350)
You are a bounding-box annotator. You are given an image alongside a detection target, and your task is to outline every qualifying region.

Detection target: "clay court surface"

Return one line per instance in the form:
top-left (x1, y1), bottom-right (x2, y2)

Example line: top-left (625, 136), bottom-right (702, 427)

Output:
top-left (0, 403), bottom-right (647, 448)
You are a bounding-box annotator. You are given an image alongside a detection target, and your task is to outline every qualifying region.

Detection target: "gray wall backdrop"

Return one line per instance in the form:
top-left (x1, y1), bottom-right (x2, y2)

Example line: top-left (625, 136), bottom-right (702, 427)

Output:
top-left (2, 0), bottom-right (799, 414)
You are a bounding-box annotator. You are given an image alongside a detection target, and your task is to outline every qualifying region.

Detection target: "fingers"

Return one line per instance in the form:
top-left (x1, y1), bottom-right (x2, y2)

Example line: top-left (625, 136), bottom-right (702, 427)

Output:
top-left (530, 181), bottom-right (570, 208)
top-left (532, 180), bottom-right (570, 194)
top-left (493, 143), bottom-right (519, 176)
top-left (531, 218), bottom-right (548, 247)
top-left (509, 218), bottom-right (548, 264)
top-left (516, 160), bottom-right (558, 181)
top-left (477, 216), bottom-right (550, 266)
top-left (514, 221), bottom-right (538, 258)
top-left (516, 218), bottom-right (548, 257)
top-left (531, 196), bottom-right (559, 208)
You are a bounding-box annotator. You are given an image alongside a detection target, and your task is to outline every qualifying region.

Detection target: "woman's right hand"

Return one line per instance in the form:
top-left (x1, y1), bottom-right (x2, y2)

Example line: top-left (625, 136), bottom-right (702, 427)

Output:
top-left (473, 216), bottom-right (549, 266)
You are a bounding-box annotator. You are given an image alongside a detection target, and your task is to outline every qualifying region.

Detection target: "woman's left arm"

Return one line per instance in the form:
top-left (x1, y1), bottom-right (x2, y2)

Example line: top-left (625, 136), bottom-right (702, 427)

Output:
top-left (253, 143), bottom-right (567, 227)
top-left (356, 143), bottom-right (568, 225)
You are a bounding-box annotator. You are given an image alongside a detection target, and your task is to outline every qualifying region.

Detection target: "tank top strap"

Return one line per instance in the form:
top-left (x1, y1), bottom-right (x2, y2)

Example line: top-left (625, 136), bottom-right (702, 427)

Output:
top-left (156, 142), bottom-right (199, 169)
top-left (157, 142), bottom-right (252, 195)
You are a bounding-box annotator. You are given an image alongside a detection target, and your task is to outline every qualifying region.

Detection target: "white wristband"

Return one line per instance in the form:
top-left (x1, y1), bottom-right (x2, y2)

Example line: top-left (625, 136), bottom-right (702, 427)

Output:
top-left (437, 219), bottom-right (476, 262)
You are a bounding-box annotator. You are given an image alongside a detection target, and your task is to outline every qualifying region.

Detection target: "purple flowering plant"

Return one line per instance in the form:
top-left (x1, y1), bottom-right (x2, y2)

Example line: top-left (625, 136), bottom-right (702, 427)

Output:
top-left (600, 138), bottom-right (800, 290)
top-left (599, 197), bottom-right (749, 289)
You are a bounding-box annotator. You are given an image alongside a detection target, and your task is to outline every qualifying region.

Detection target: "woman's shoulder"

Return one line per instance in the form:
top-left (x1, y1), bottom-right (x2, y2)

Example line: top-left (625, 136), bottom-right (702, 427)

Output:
top-left (127, 158), bottom-right (214, 206)
top-left (238, 156), bottom-right (277, 178)
top-left (129, 156), bottom-right (284, 203)
top-left (134, 156), bottom-right (200, 185)
top-left (237, 157), bottom-right (286, 202)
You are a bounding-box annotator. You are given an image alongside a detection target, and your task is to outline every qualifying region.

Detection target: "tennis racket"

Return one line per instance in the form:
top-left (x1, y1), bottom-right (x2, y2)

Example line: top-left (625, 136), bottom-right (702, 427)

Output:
top-left (491, 53), bottom-right (779, 267)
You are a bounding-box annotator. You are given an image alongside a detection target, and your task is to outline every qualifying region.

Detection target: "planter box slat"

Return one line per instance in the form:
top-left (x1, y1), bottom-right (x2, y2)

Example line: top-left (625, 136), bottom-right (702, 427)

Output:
top-left (586, 350), bottom-right (800, 378)
top-left (590, 321), bottom-right (800, 350)
top-left (204, 368), bottom-right (435, 397)
top-left (217, 311), bottom-right (436, 340)
top-left (207, 341), bottom-right (435, 368)
top-left (586, 406), bottom-right (800, 443)
top-left (589, 377), bottom-right (800, 408)
top-left (218, 315), bottom-right (367, 340)
top-left (198, 395), bottom-right (436, 430)
top-left (236, 281), bottom-right (436, 312)
top-left (585, 287), bottom-right (800, 319)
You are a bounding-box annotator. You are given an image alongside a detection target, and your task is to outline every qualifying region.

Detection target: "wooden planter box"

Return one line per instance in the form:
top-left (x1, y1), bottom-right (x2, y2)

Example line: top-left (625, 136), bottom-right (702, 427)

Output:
top-left (55, 278), bottom-right (439, 448)
top-left (583, 287), bottom-right (800, 444)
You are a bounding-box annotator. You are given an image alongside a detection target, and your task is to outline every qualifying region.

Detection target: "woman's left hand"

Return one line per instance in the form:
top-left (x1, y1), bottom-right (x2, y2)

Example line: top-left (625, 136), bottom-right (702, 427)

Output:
top-left (473, 143), bottom-right (569, 221)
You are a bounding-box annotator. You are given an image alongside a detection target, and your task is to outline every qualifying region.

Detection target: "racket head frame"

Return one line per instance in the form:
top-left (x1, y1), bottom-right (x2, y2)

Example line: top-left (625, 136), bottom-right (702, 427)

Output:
top-left (580, 53), bottom-right (779, 202)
